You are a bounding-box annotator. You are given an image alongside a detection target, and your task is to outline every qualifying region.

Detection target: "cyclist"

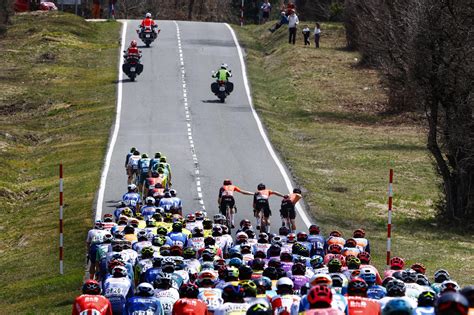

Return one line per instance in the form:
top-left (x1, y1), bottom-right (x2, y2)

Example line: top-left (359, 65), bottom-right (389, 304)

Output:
top-left (169, 189), bottom-right (182, 215)
top-left (253, 183), bottom-right (284, 233)
top-left (141, 197), bottom-right (157, 221)
top-left (127, 150), bottom-right (141, 185)
top-left (126, 282), bottom-right (164, 315)
top-left (308, 224), bottom-right (325, 257)
top-left (352, 229), bottom-right (371, 253)
top-left (345, 278), bottom-right (381, 315)
top-left (197, 270), bottom-right (224, 312)
top-left (214, 284), bottom-right (250, 315)
top-left (87, 220), bottom-right (109, 279)
top-left (122, 184), bottom-right (141, 213)
top-left (149, 152), bottom-right (162, 172)
top-left (173, 283), bottom-right (209, 315)
top-left (384, 257), bottom-right (405, 278)
top-left (303, 285), bottom-right (344, 314)
top-left (159, 191), bottom-right (174, 212)
top-left (154, 272), bottom-right (180, 315)
top-left (414, 290), bottom-right (436, 315)
top-left (138, 153), bottom-right (151, 194)
top-left (359, 267), bottom-right (386, 300)
top-left (280, 188), bottom-right (302, 232)
top-left (159, 156), bottom-right (172, 185)
top-left (382, 298), bottom-right (414, 315)
top-left (72, 280), bottom-right (113, 315)
top-left (271, 277), bottom-right (301, 314)
top-left (218, 179), bottom-right (253, 228)
top-left (103, 266), bottom-right (133, 314)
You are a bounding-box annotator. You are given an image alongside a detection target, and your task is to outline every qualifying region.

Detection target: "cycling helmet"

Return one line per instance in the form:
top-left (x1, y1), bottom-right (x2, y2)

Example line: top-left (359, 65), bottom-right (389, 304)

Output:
top-left (382, 276), bottom-right (394, 288)
top-left (435, 292), bottom-right (469, 315)
top-left (102, 233), bottom-right (113, 243)
top-left (197, 270), bottom-right (218, 287)
top-left (156, 226), bottom-right (168, 236)
top-left (141, 153), bottom-right (148, 158)
top-left (179, 283), bottom-right (200, 298)
top-left (392, 270), bottom-right (404, 281)
top-left (286, 233), bottom-right (296, 243)
top-left (258, 232), bottom-right (269, 243)
top-left (137, 229), bottom-right (148, 241)
top-left (223, 179), bottom-right (232, 185)
top-left (154, 272), bottom-right (173, 290)
top-left (169, 189), bottom-right (177, 196)
top-left (192, 226), bottom-right (204, 237)
top-left (348, 278), bottom-right (368, 296)
top-left (213, 214), bottom-right (225, 224)
top-left (386, 279), bottom-right (406, 297)
top-left (239, 265), bottom-right (253, 280)
top-left (291, 262), bottom-right (306, 276)
top-left (225, 266), bottom-right (240, 281)
top-left (309, 224), bottom-right (320, 235)
top-left (278, 226), bottom-right (290, 236)
top-left (240, 219), bottom-right (252, 228)
top-left (353, 228), bottom-right (366, 238)
top-left (410, 262), bottom-right (426, 275)
top-left (416, 274), bottom-right (430, 286)
top-left (94, 220), bottom-right (104, 230)
top-left (141, 246), bottom-right (154, 258)
top-left (434, 269), bottom-right (451, 283)
top-left (159, 245), bottom-right (171, 256)
top-left (262, 266), bottom-right (278, 280)
top-left (103, 213), bottom-right (114, 222)
top-left (203, 218), bottom-right (213, 229)
top-left (382, 298), bottom-right (414, 315)
top-left (310, 273), bottom-right (333, 286)
top-left (328, 258), bottom-right (343, 272)
top-left (359, 268), bottom-right (377, 285)
top-left (418, 290), bottom-right (436, 307)
top-left (257, 183), bottom-right (266, 190)
top-left (163, 213), bottom-right (173, 223)
top-left (297, 231), bottom-right (308, 242)
top-left (112, 266), bottom-right (128, 278)
top-left (267, 244), bottom-right (281, 258)
top-left (310, 255), bottom-right (324, 269)
top-left (389, 257), bottom-right (405, 270)
top-left (136, 282), bottom-right (154, 297)
top-left (307, 285), bottom-right (333, 308)
top-left (183, 247), bottom-right (196, 259)
top-left (345, 238), bottom-right (357, 247)
top-left (251, 258), bottom-right (266, 271)
top-left (254, 276), bottom-right (272, 292)
top-left (331, 274), bottom-right (345, 288)
top-left (220, 63), bottom-right (228, 70)
top-left (280, 252), bottom-right (292, 262)
top-left (195, 210), bottom-right (205, 220)
top-left (329, 230), bottom-right (342, 237)
top-left (145, 196), bottom-right (155, 205)
top-left (246, 302), bottom-right (272, 315)
top-left (212, 225), bottom-right (223, 236)
top-left (240, 280), bottom-right (258, 298)
top-left (267, 258), bottom-right (281, 269)
top-left (222, 284), bottom-right (245, 302)
top-left (185, 214), bottom-right (195, 223)
top-left (401, 269), bottom-right (417, 283)
top-left (160, 156), bottom-right (167, 163)
top-left (276, 277), bottom-right (294, 293)
top-left (440, 280), bottom-right (460, 294)
top-left (82, 279), bottom-right (101, 295)
top-left (357, 251), bottom-right (371, 264)
top-left (229, 257), bottom-right (243, 268)
top-left (152, 235), bottom-right (165, 247)
top-left (460, 285), bottom-right (474, 306)
top-left (346, 256), bottom-right (361, 269)
top-left (127, 184), bottom-right (137, 191)
top-left (246, 229), bottom-right (256, 239)
top-left (172, 222), bottom-right (183, 232)
top-left (145, 12), bottom-right (152, 18)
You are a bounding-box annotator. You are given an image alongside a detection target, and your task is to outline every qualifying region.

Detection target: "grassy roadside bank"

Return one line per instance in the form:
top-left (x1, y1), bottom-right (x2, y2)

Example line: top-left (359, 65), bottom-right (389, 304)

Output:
top-left (0, 12), bottom-right (120, 313)
top-left (234, 23), bottom-right (473, 284)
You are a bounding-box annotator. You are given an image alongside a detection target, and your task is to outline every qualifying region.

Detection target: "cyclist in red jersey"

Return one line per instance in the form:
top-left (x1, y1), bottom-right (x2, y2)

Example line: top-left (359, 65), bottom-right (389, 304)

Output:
top-left (345, 278), bottom-right (381, 315)
top-left (72, 280), bottom-right (113, 315)
top-left (173, 283), bottom-right (209, 315)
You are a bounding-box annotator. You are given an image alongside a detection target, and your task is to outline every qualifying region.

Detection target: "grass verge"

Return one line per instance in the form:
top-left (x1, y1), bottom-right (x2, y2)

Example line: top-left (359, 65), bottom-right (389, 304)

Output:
top-left (0, 12), bottom-right (120, 313)
top-left (234, 22), bottom-right (473, 285)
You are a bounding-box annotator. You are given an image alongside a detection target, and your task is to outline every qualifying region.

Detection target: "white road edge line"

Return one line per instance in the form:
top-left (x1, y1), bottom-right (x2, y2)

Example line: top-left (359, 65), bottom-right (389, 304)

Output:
top-left (174, 21), bottom-right (206, 211)
top-left (95, 21), bottom-right (127, 221)
top-left (224, 23), bottom-right (311, 228)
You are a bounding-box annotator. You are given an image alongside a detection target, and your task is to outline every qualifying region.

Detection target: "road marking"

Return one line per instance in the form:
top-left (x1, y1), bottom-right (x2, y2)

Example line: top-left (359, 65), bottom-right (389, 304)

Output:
top-left (225, 23), bottom-right (311, 228)
top-left (95, 21), bottom-right (127, 221)
top-left (174, 21), bottom-right (206, 211)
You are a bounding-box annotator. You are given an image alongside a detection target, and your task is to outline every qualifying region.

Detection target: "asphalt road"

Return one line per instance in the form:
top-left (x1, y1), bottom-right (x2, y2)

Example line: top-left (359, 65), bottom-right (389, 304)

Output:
top-left (100, 20), bottom-right (309, 234)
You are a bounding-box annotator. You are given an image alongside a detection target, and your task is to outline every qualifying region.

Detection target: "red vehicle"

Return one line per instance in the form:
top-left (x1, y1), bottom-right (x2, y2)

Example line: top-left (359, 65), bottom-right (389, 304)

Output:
top-left (14, 0), bottom-right (57, 12)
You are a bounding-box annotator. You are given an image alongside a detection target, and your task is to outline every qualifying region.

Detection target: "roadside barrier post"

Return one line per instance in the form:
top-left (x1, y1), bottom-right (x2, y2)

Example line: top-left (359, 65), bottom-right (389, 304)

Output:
top-left (386, 169), bottom-right (393, 268)
top-left (241, 0), bottom-right (244, 27)
top-left (59, 164), bottom-right (64, 275)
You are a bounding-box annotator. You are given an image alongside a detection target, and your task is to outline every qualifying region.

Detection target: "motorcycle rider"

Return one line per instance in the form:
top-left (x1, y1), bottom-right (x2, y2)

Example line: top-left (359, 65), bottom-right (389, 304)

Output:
top-left (124, 40), bottom-right (141, 59)
top-left (139, 12), bottom-right (159, 34)
top-left (212, 63), bottom-right (232, 82)
top-left (72, 280), bottom-right (113, 315)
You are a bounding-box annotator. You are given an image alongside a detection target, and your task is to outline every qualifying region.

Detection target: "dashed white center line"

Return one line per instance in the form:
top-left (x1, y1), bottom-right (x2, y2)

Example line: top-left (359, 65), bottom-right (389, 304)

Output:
top-left (174, 21), bottom-right (206, 211)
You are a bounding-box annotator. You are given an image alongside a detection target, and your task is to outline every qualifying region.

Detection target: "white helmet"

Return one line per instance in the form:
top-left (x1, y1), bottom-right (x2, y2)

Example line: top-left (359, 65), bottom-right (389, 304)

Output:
top-left (145, 12), bottom-right (152, 18)
top-left (276, 277), bottom-right (294, 288)
top-left (220, 63), bottom-right (228, 69)
top-left (128, 184), bottom-right (137, 191)
top-left (145, 196), bottom-right (155, 204)
top-left (136, 282), bottom-right (154, 297)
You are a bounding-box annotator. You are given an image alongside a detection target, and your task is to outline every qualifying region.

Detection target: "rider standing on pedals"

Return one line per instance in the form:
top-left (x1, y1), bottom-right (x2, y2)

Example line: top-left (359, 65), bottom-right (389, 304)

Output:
top-left (253, 183), bottom-right (284, 233)
top-left (218, 179), bottom-right (253, 228)
top-left (72, 280), bottom-right (113, 315)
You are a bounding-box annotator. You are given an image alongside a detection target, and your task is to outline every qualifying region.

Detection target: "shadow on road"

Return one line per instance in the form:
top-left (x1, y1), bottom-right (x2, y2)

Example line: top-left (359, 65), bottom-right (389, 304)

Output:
top-left (113, 79), bottom-right (136, 84)
top-left (201, 99), bottom-right (223, 104)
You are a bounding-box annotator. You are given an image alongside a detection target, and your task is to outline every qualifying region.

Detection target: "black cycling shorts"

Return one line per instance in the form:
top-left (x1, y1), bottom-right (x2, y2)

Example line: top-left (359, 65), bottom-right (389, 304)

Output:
top-left (220, 196), bottom-right (235, 215)
top-left (280, 206), bottom-right (296, 219)
top-left (255, 200), bottom-right (271, 218)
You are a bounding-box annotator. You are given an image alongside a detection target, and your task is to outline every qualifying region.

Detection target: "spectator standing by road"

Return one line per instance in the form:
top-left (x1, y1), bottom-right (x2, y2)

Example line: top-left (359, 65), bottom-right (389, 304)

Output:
top-left (108, 0), bottom-right (116, 19)
top-left (92, 0), bottom-right (101, 19)
top-left (261, 0), bottom-right (272, 24)
top-left (287, 10), bottom-right (299, 45)
top-left (314, 23), bottom-right (321, 48)
top-left (302, 25), bottom-right (311, 45)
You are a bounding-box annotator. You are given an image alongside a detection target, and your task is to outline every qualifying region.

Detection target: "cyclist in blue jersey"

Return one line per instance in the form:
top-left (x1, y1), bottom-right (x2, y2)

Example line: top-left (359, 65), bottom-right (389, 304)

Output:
top-left (122, 184), bottom-right (141, 214)
top-left (168, 222), bottom-right (189, 248)
top-left (126, 282), bottom-right (164, 315)
top-left (138, 153), bottom-right (151, 195)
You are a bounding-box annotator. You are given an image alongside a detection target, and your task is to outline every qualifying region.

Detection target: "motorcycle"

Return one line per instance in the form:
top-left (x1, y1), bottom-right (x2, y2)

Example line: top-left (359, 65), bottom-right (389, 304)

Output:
top-left (211, 75), bottom-right (234, 103)
top-left (122, 52), bottom-right (143, 81)
top-left (137, 26), bottom-right (160, 47)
